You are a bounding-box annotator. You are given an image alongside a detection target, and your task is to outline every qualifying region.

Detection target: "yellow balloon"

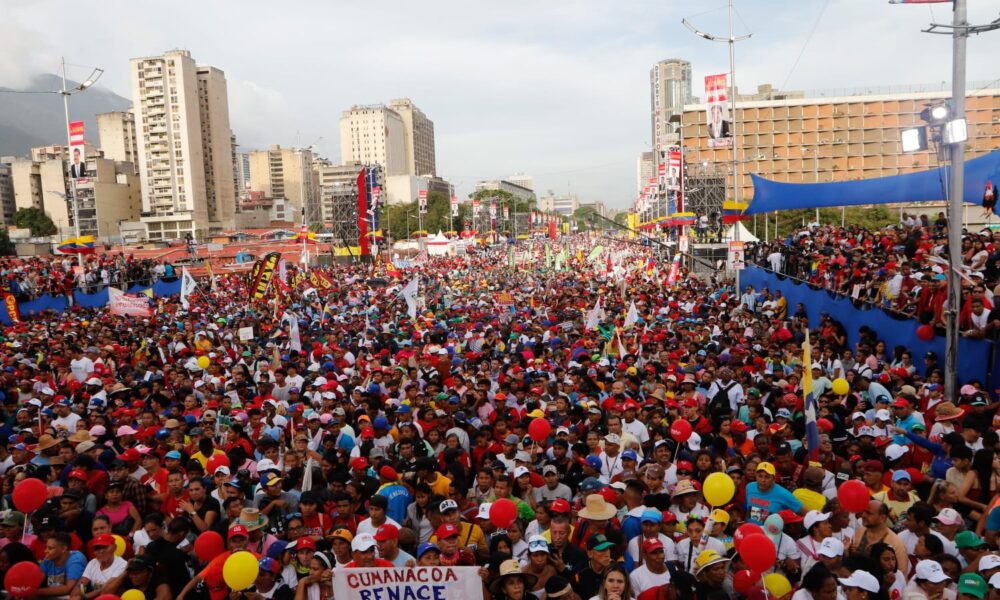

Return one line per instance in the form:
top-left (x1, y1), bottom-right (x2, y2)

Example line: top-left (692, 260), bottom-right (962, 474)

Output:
top-left (831, 378), bottom-right (849, 396)
top-left (764, 573), bottom-right (792, 598)
top-left (703, 472), bottom-right (736, 507)
top-left (197, 356), bottom-right (211, 370)
top-left (121, 590), bottom-right (146, 600)
top-left (113, 534), bottom-right (126, 557)
top-left (223, 550), bottom-right (260, 591)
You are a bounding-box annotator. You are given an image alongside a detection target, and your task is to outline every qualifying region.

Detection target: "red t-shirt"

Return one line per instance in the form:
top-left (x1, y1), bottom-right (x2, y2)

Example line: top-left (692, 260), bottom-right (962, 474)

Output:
top-left (301, 512), bottom-right (330, 539)
top-left (344, 558), bottom-right (394, 568)
top-left (200, 550), bottom-right (261, 600)
top-left (161, 490), bottom-right (190, 519)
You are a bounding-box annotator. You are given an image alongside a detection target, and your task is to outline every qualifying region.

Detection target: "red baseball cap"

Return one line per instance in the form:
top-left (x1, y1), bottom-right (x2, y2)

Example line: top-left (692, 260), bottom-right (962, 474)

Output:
top-left (293, 536), bottom-right (317, 551)
top-left (379, 465), bottom-right (398, 480)
top-left (676, 460), bottom-right (694, 472)
top-left (778, 509), bottom-right (803, 524)
top-left (68, 469), bottom-right (88, 481)
top-left (351, 457), bottom-right (369, 470)
top-left (92, 534), bottom-right (115, 548)
top-left (730, 420), bottom-right (749, 433)
top-left (361, 426), bottom-right (375, 439)
top-left (228, 524), bottom-right (249, 539)
top-left (549, 498), bottom-right (571, 514)
top-left (682, 398), bottom-right (698, 409)
top-left (642, 538), bottom-right (665, 553)
top-left (435, 523), bottom-right (460, 539)
top-left (374, 524), bottom-right (400, 541)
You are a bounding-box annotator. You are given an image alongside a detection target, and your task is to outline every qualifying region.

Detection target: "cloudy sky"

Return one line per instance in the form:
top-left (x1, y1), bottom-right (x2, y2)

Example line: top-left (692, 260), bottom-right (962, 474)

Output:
top-left (4, 0), bottom-right (998, 209)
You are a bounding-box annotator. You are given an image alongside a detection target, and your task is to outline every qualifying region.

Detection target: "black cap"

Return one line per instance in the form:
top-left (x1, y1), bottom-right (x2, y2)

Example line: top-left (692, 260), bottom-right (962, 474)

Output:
top-left (369, 495), bottom-right (388, 509)
top-left (127, 555), bottom-right (156, 572)
top-left (546, 577), bottom-right (573, 599)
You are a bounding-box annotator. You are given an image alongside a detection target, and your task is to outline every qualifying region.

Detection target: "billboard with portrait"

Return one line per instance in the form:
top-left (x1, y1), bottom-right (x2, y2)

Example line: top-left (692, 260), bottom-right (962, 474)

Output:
top-left (705, 74), bottom-right (732, 149)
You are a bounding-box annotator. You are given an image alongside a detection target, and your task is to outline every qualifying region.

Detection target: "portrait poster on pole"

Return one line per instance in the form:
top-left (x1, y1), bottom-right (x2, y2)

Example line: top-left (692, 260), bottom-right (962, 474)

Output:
top-left (705, 74), bottom-right (732, 149)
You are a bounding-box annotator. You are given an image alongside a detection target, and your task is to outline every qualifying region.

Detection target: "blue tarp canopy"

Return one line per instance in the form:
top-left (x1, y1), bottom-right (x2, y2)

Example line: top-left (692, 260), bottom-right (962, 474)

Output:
top-left (746, 148), bottom-right (1000, 215)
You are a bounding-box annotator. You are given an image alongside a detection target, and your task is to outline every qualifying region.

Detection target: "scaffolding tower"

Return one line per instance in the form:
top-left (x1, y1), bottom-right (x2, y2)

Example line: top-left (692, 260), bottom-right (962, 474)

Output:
top-left (321, 183), bottom-right (360, 246)
top-left (683, 161), bottom-right (727, 224)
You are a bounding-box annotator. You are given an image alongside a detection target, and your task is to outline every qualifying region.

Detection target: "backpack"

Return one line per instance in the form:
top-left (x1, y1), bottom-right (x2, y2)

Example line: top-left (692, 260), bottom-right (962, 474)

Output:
top-left (708, 382), bottom-right (736, 420)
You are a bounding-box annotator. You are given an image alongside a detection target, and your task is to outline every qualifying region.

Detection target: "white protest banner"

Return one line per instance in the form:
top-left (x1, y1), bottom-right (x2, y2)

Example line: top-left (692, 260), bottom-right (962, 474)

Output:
top-left (333, 567), bottom-right (483, 600)
top-left (108, 287), bottom-right (151, 318)
top-left (238, 327), bottom-right (254, 341)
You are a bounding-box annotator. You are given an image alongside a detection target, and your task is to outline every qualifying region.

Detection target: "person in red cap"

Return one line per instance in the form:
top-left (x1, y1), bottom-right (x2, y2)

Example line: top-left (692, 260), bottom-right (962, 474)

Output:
top-left (177, 523), bottom-right (259, 600)
top-left (375, 464), bottom-right (413, 524)
top-left (433, 522), bottom-right (476, 566)
top-left (374, 523), bottom-right (415, 567)
top-left (629, 538), bottom-right (671, 595)
top-left (73, 533), bottom-right (127, 599)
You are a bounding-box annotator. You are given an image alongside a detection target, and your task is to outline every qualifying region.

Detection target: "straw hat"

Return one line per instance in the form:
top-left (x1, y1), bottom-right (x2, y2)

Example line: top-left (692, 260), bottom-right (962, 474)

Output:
top-left (489, 559), bottom-right (538, 596)
top-left (35, 435), bottom-right (60, 452)
top-left (236, 507), bottom-right (269, 532)
top-left (934, 402), bottom-right (964, 422)
top-left (68, 431), bottom-right (93, 443)
top-left (578, 493), bottom-right (617, 521)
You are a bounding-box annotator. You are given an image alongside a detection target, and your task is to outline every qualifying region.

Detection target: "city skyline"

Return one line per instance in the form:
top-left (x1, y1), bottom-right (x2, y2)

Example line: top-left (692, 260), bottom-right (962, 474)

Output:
top-left (3, 0), bottom-right (999, 209)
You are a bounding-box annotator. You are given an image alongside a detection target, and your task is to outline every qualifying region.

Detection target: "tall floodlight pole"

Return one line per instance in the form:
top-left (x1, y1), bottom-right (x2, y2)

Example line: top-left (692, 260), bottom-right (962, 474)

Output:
top-left (919, 0), bottom-right (999, 400)
top-left (684, 0), bottom-right (751, 289)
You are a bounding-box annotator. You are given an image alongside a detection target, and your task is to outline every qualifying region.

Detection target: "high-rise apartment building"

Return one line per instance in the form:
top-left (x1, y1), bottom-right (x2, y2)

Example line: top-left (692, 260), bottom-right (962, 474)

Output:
top-left (0, 165), bottom-right (15, 227)
top-left (247, 145), bottom-right (316, 220)
top-left (651, 59), bottom-right (693, 150)
top-left (679, 84), bottom-right (1000, 201)
top-left (130, 49), bottom-right (235, 241)
top-left (388, 98), bottom-right (436, 176)
top-left (340, 105), bottom-right (407, 176)
top-left (97, 111), bottom-right (139, 170)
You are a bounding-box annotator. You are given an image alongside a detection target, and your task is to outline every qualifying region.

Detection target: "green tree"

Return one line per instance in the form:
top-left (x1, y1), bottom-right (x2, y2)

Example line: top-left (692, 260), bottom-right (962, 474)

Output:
top-left (0, 229), bottom-right (15, 256)
top-left (14, 207), bottom-right (57, 237)
top-left (749, 206), bottom-right (899, 240)
top-left (613, 212), bottom-right (628, 225)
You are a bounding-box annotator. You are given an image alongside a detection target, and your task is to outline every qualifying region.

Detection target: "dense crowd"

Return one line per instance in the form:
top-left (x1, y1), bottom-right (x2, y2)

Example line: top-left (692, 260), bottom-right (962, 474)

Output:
top-left (745, 215), bottom-right (1000, 331)
top-left (0, 235), bottom-right (997, 600)
top-left (1, 254), bottom-right (179, 300)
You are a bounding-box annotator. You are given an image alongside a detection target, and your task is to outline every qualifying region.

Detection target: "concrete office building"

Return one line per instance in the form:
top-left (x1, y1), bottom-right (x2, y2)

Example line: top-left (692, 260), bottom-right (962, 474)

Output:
top-left (130, 49), bottom-right (236, 241)
top-left (537, 193), bottom-right (578, 216)
top-left (474, 179), bottom-right (536, 203)
top-left (97, 111), bottom-right (139, 170)
top-left (679, 83), bottom-right (1000, 202)
top-left (636, 151), bottom-right (655, 196)
top-left (247, 145), bottom-right (316, 219)
top-left (0, 165), bottom-right (15, 227)
top-left (508, 173), bottom-right (534, 192)
top-left (651, 59), bottom-right (693, 149)
top-left (340, 105), bottom-right (407, 176)
top-left (388, 98), bottom-right (436, 177)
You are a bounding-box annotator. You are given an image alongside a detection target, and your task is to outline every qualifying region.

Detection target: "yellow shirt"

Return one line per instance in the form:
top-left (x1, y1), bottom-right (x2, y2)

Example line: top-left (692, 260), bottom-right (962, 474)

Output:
top-left (427, 473), bottom-right (452, 498)
top-left (191, 448), bottom-right (227, 470)
top-left (431, 521), bottom-right (487, 554)
top-left (793, 488), bottom-right (827, 513)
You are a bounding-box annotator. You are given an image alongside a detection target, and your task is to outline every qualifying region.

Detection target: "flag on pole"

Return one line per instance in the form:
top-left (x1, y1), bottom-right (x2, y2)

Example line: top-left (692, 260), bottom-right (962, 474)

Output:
top-left (180, 267), bottom-right (197, 310)
top-left (586, 297), bottom-right (602, 330)
top-left (803, 331), bottom-right (820, 458)
top-left (400, 277), bottom-right (419, 320)
top-left (623, 301), bottom-right (639, 330)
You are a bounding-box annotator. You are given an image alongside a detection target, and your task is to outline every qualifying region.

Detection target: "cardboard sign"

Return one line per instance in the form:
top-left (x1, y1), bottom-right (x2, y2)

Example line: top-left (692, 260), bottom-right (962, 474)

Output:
top-left (332, 567), bottom-right (483, 600)
top-left (238, 327), bottom-right (254, 341)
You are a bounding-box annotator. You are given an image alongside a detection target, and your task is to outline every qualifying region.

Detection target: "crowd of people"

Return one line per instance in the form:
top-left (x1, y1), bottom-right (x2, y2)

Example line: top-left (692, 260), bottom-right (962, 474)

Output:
top-left (1, 254), bottom-right (180, 300)
top-left (745, 215), bottom-right (1000, 331)
top-left (0, 233), bottom-right (997, 600)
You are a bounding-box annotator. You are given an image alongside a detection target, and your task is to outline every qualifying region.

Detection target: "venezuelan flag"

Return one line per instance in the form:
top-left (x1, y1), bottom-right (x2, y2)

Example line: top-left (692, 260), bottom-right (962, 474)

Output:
top-left (57, 236), bottom-right (96, 255)
top-left (671, 212), bottom-right (696, 226)
top-left (803, 332), bottom-right (819, 458)
top-left (722, 201), bottom-right (749, 224)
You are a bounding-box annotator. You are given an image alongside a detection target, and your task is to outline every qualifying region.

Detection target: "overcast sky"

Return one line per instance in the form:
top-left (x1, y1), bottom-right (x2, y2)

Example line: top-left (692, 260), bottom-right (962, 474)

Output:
top-left (4, 0), bottom-right (998, 209)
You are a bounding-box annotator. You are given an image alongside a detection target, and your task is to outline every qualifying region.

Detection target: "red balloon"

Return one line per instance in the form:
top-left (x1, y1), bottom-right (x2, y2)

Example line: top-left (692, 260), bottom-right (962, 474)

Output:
top-left (489, 498), bottom-right (518, 529)
top-left (206, 453), bottom-right (230, 475)
top-left (669, 419), bottom-right (692, 443)
top-left (733, 523), bottom-right (765, 553)
top-left (194, 530), bottom-right (225, 563)
top-left (740, 534), bottom-right (777, 573)
top-left (733, 569), bottom-right (760, 596)
top-left (4, 561), bottom-right (43, 598)
top-left (916, 324), bottom-right (935, 341)
top-left (12, 478), bottom-right (47, 513)
top-left (838, 480), bottom-right (870, 513)
top-left (95, 596), bottom-right (122, 600)
top-left (528, 418), bottom-right (551, 443)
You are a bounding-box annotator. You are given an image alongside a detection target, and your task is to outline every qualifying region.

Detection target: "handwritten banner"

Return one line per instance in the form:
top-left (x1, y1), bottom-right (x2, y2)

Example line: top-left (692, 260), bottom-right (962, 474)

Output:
top-left (333, 567), bottom-right (483, 600)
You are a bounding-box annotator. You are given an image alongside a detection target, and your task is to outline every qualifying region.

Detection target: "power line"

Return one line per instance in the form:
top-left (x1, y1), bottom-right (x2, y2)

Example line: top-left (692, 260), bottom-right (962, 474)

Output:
top-left (779, 0), bottom-right (830, 92)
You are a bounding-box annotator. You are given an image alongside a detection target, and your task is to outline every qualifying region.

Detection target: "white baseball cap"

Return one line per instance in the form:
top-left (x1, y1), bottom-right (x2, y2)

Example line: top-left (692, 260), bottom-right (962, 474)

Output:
top-left (875, 409), bottom-right (891, 422)
top-left (915, 560), bottom-right (950, 583)
top-left (979, 554), bottom-right (1000, 573)
top-left (934, 508), bottom-right (963, 527)
top-left (818, 537), bottom-right (844, 558)
top-left (803, 511), bottom-right (830, 532)
top-left (688, 432), bottom-right (702, 451)
top-left (513, 466), bottom-right (530, 479)
top-left (990, 572), bottom-right (1000, 590)
top-left (351, 533), bottom-right (377, 552)
top-left (837, 571), bottom-right (880, 594)
top-left (476, 503), bottom-right (492, 520)
top-left (885, 444), bottom-right (909, 462)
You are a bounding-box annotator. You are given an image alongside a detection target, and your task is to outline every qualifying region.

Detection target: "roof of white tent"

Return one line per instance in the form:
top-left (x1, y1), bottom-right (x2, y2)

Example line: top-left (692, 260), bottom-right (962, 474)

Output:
top-left (723, 221), bottom-right (759, 243)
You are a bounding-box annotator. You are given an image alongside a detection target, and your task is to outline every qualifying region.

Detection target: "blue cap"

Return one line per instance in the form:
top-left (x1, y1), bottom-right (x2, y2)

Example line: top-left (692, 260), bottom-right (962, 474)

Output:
top-left (622, 450), bottom-right (638, 461)
top-left (266, 540), bottom-right (288, 560)
top-left (165, 450), bottom-right (182, 460)
top-left (448, 396), bottom-right (461, 404)
top-left (155, 428), bottom-right (170, 440)
top-left (640, 509), bottom-right (663, 523)
top-left (417, 542), bottom-right (440, 558)
top-left (373, 417), bottom-right (389, 429)
top-left (396, 405), bottom-right (411, 414)
top-left (579, 477), bottom-right (605, 492)
top-left (184, 415), bottom-right (197, 425)
top-left (892, 470), bottom-right (912, 482)
top-left (584, 455), bottom-right (602, 470)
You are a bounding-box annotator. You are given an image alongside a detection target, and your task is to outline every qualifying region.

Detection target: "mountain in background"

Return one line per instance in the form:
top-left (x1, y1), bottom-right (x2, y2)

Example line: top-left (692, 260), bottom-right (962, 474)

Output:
top-left (0, 73), bottom-right (131, 158)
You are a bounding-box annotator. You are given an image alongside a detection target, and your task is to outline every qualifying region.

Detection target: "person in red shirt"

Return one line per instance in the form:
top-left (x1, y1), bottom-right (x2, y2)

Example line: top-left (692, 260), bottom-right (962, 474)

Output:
top-left (160, 469), bottom-right (189, 522)
top-left (343, 533), bottom-right (394, 568)
top-left (177, 524), bottom-right (259, 600)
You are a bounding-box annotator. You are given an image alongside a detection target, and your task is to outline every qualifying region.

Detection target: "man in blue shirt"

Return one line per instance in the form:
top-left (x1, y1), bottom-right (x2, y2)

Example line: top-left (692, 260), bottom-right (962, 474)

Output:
top-left (39, 531), bottom-right (87, 598)
top-left (745, 462), bottom-right (805, 525)
top-left (376, 465), bottom-right (413, 524)
top-left (891, 397), bottom-right (925, 445)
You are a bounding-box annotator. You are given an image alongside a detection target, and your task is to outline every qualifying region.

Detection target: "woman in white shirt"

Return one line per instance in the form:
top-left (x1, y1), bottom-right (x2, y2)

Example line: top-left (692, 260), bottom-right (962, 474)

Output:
top-left (674, 516), bottom-right (726, 575)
